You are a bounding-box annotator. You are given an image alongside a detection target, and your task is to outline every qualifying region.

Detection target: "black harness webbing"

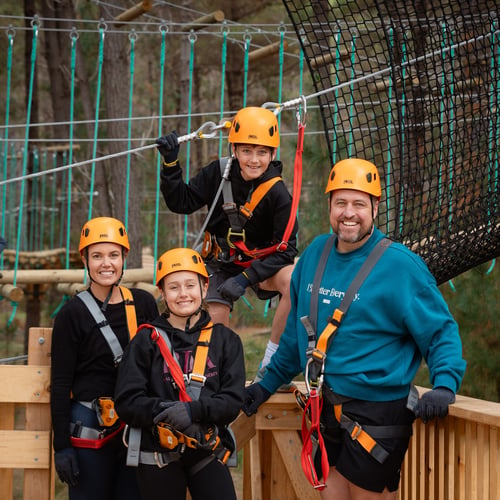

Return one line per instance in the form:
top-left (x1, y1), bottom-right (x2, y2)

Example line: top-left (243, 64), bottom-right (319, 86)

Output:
top-left (300, 237), bottom-right (402, 470)
top-left (77, 290), bottom-right (123, 365)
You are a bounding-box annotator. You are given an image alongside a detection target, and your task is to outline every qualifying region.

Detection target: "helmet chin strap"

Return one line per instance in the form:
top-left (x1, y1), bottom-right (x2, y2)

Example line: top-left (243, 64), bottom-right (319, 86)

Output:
top-left (163, 276), bottom-right (205, 331)
top-left (84, 248), bottom-right (125, 312)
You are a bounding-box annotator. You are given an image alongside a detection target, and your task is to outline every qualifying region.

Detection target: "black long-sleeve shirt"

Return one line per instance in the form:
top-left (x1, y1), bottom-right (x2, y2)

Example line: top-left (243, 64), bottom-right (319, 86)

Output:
top-left (160, 158), bottom-right (298, 284)
top-left (50, 288), bottom-right (159, 451)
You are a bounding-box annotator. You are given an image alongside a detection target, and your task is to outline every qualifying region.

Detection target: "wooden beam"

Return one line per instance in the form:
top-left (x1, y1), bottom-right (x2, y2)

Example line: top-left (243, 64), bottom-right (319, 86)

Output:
top-left (114, 0), bottom-right (153, 26)
top-left (248, 41), bottom-right (288, 63)
top-left (0, 267), bottom-right (154, 284)
top-left (181, 10), bottom-right (225, 32)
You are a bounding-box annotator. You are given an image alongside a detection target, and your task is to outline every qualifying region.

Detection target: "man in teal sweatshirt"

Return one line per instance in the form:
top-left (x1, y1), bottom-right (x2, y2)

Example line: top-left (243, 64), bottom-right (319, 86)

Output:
top-left (243, 158), bottom-right (466, 499)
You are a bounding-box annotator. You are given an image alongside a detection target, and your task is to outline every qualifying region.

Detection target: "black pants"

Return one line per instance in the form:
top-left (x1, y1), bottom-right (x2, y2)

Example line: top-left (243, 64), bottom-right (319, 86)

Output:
top-left (136, 456), bottom-right (237, 500)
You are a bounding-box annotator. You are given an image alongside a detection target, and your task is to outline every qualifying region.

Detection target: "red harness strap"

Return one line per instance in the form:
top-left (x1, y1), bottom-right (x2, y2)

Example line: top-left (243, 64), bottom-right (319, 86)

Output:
top-left (138, 324), bottom-right (192, 402)
top-left (232, 121), bottom-right (305, 263)
top-left (300, 387), bottom-right (329, 490)
top-left (70, 422), bottom-right (125, 449)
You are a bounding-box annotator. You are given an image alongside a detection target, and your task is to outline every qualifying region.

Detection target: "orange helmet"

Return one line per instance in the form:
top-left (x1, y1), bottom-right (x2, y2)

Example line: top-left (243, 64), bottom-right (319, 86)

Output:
top-left (325, 158), bottom-right (381, 198)
top-left (79, 217), bottom-right (130, 255)
top-left (156, 248), bottom-right (208, 286)
top-left (228, 107), bottom-right (279, 148)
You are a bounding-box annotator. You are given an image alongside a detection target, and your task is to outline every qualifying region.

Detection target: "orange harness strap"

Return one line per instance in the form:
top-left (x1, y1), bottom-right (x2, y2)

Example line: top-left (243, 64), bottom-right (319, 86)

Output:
top-left (120, 286), bottom-right (138, 339)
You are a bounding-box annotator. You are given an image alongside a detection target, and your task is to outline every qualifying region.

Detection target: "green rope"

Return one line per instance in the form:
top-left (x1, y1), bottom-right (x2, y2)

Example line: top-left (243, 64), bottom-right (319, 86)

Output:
top-left (488, 21), bottom-right (499, 226)
top-left (153, 25), bottom-right (168, 284)
top-left (124, 30), bottom-right (137, 235)
top-left (276, 24), bottom-right (285, 160)
top-left (385, 28), bottom-right (394, 233)
top-left (243, 31), bottom-right (251, 107)
top-left (29, 149), bottom-right (39, 250)
top-left (88, 23), bottom-right (106, 220)
top-left (50, 152), bottom-right (57, 248)
top-left (331, 30), bottom-right (341, 164)
top-left (10, 19), bottom-right (39, 325)
top-left (437, 23), bottom-right (447, 238)
top-left (184, 31), bottom-right (197, 248)
top-left (40, 150), bottom-right (47, 249)
top-left (447, 29), bottom-right (455, 229)
top-left (218, 24), bottom-right (228, 157)
top-left (66, 29), bottom-right (78, 269)
top-left (486, 259), bottom-right (496, 275)
top-left (398, 33), bottom-right (407, 237)
top-left (1, 28), bottom-right (14, 269)
top-left (347, 34), bottom-right (356, 157)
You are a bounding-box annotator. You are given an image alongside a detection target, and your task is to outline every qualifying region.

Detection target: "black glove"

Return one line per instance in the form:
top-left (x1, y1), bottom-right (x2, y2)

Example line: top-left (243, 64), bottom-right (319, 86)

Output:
top-left (156, 131), bottom-right (179, 165)
top-left (54, 447), bottom-right (80, 487)
top-left (183, 423), bottom-right (205, 443)
top-left (153, 401), bottom-right (192, 431)
top-left (414, 387), bottom-right (455, 423)
top-left (217, 273), bottom-right (250, 302)
top-left (242, 383), bottom-right (272, 416)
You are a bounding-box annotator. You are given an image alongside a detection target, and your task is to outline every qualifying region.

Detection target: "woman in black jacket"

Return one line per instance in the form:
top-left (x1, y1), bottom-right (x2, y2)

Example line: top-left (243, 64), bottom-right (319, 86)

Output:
top-left (115, 248), bottom-right (245, 500)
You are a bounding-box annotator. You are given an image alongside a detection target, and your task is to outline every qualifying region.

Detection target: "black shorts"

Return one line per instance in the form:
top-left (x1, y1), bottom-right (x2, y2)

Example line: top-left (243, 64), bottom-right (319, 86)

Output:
top-left (317, 396), bottom-right (415, 492)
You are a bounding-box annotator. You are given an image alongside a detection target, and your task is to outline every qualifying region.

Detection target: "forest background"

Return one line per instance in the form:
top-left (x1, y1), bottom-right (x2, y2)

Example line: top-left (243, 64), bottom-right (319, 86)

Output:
top-left (0, 0), bottom-right (498, 406)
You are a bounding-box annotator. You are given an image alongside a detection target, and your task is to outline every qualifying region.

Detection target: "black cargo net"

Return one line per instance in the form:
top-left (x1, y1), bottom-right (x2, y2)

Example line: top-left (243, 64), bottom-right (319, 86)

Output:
top-left (282, 0), bottom-right (500, 284)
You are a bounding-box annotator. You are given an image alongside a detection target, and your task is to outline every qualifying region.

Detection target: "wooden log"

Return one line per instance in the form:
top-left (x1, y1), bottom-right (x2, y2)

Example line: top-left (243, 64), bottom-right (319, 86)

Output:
top-left (0, 284), bottom-right (24, 302)
top-left (248, 41), bottom-right (288, 63)
top-left (181, 10), bottom-right (225, 32)
top-left (114, 0), bottom-right (152, 25)
top-left (0, 267), bottom-right (154, 284)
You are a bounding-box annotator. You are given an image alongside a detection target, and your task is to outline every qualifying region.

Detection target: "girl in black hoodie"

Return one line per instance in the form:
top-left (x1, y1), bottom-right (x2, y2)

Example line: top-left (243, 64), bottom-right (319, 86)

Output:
top-left (115, 248), bottom-right (245, 500)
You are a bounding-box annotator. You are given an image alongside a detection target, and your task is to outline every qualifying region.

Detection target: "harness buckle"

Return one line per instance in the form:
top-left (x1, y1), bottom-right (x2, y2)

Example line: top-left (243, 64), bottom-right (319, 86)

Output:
top-left (350, 422), bottom-right (363, 441)
top-left (239, 205), bottom-right (253, 219)
top-left (275, 241), bottom-right (288, 252)
top-left (188, 373), bottom-right (207, 385)
top-left (226, 228), bottom-right (246, 249)
top-left (304, 353), bottom-right (325, 395)
top-left (154, 451), bottom-right (169, 468)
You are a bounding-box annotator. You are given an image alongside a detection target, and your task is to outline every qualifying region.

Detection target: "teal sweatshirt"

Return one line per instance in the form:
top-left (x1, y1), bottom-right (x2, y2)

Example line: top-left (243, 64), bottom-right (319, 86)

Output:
top-left (262, 228), bottom-right (466, 401)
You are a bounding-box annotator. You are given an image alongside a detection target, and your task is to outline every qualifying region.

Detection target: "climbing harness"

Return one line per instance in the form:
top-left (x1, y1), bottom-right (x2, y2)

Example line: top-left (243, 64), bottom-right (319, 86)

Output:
top-left (69, 286), bottom-right (138, 448)
top-left (296, 236), bottom-right (393, 489)
top-left (196, 98), bottom-right (306, 266)
top-left (125, 321), bottom-right (236, 468)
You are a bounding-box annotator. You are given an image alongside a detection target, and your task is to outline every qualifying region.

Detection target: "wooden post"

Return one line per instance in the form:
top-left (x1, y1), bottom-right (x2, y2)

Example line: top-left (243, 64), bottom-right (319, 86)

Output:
top-left (0, 284), bottom-right (24, 302)
top-left (24, 328), bottom-right (54, 499)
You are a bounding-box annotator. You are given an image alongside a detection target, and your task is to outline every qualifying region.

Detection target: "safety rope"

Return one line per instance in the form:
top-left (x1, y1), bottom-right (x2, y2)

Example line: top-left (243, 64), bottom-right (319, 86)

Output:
top-left (66, 29), bottom-right (78, 269)
top-left (153, 24), bottom-right (168, 284)
top-left (124, 30), bottom-right (137, 236)
top-left (242, 31), bottom-right (251, 107)
top-left (218, 23), bottom-right (228, 158)
top-left (88, 22), bottom-right (106, 220)
top-left (184, 31), bottom-right (197, 248)
top-left (1, 27), bottom-right (14, 270)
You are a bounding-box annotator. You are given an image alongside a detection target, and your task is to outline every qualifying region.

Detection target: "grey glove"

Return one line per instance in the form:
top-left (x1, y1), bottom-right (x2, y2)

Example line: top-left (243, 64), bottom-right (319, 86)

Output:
top-left (156, 131), bottom-right (179, 165)
top-left (217, 273), bottom-right (250, 302)
top-left (414, 387), bottom-right (455, 423)
top-left (153, 401), bottom-right (192, 431)
top-left (54, 447), bottom-right (80, 486)
top-left (242, 383), bottom-right (272, 416)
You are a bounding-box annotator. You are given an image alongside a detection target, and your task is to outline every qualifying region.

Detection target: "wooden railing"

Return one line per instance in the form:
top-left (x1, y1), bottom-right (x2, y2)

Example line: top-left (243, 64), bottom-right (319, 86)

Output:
top-left (1, 328), bottom-right (498, 500)
top-left (232, 385), bottom-right (500, 500)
